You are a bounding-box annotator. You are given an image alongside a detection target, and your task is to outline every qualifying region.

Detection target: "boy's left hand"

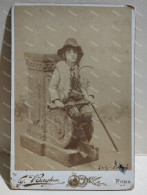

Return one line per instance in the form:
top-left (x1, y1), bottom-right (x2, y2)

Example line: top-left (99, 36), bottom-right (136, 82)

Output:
top-left (87, 95), bottom-right (95, 104)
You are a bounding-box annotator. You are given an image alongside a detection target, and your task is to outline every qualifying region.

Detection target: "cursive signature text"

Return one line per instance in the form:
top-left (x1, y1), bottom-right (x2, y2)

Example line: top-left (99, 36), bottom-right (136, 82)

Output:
top-left (17, 173), bottom-right (64, 187)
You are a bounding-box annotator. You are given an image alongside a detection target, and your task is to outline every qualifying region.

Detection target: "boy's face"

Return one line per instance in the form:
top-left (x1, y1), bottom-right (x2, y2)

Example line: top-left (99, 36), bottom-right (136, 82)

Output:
top-left (64, 47), bottom-right (78, 63)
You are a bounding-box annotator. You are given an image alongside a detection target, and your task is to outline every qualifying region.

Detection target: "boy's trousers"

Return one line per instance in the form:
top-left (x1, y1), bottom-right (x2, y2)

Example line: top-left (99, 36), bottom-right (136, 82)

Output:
top-left (67, 104), bottom-right (92, 122)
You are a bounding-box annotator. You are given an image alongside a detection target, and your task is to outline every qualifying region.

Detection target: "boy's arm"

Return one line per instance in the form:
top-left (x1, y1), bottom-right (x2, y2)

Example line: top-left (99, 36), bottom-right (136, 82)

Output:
top-left (49, 68), bottom-right (60, 103)
top-left (86, 79), bottom-right (94, 98)
top-left (79, 68), bottom-right (94, 99)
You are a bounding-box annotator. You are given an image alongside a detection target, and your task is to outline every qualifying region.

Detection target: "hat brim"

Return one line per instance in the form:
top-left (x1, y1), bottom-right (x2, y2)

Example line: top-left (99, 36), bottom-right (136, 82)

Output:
top-left (57, 45), bottom-right (84, 60)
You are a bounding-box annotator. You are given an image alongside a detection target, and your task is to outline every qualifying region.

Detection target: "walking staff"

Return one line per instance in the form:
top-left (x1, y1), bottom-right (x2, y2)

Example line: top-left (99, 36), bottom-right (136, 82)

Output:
top-left (91, 104), bottom-right (119, 152)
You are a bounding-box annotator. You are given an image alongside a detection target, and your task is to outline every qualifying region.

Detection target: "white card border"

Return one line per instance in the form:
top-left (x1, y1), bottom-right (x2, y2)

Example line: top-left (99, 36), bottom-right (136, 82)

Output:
top-left (11, 3), bottom-right (135, 190)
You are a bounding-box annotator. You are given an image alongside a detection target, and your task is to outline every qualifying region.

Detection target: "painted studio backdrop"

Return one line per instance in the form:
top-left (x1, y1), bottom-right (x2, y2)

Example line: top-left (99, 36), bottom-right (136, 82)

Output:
top-left (14, 6), bottom-right (132, 170)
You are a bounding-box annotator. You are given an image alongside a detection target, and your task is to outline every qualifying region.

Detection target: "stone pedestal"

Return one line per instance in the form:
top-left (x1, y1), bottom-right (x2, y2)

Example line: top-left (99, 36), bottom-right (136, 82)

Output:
top-left (20, 53), bottom-right (99, 167)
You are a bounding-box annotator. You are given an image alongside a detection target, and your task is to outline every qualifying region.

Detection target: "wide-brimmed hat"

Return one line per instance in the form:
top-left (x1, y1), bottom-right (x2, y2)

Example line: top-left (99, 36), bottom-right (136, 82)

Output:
top-left (57, 38), bottom-right (84, 61)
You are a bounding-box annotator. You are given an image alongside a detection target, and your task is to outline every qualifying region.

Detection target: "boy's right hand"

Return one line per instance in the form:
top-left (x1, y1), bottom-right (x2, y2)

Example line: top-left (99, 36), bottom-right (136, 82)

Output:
top-left (54, 100), bottom-right (64, 108)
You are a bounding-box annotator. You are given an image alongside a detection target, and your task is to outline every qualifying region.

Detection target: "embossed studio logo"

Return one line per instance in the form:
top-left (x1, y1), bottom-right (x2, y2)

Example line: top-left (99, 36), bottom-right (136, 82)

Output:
top-left (68, 175), bottom-right (79, 187)
top-left (16, 174), bottom-right (64, 188)
top-left (67, 175), bottom-right (107, 188)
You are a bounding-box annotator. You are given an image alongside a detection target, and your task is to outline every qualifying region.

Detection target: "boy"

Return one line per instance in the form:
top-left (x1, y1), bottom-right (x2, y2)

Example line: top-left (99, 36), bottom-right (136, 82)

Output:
top-left (49, 38), bottom-right (94, 139)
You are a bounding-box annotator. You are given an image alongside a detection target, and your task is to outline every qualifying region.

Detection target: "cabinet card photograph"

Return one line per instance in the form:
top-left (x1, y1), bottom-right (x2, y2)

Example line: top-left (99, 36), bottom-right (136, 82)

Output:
top-left (11, 4), bottom-right (135, 190)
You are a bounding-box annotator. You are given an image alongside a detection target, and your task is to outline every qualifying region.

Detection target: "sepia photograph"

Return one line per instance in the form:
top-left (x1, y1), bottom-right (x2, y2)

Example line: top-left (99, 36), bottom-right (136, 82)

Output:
top-left (11, 4), bottom-right (135, 190)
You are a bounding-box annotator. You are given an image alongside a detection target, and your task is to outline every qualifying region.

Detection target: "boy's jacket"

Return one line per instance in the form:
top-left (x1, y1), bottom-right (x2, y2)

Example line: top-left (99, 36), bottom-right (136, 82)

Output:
top-left (49, 61), bottom-right (94, 103)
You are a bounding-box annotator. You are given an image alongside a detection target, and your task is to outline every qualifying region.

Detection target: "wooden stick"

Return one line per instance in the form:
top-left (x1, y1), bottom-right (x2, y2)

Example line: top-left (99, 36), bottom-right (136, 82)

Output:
top-left (91, 104), bottom-right (119, 152)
